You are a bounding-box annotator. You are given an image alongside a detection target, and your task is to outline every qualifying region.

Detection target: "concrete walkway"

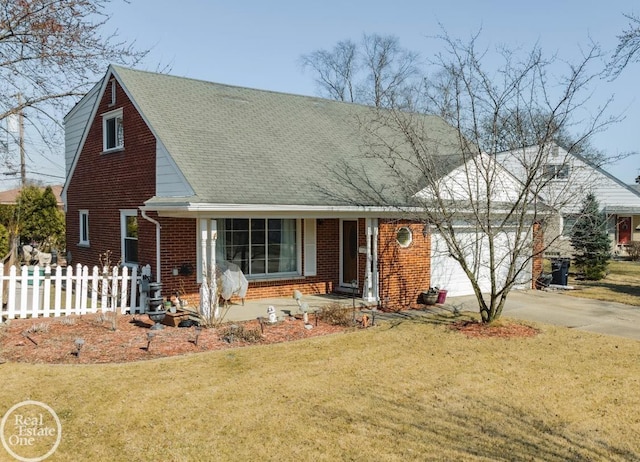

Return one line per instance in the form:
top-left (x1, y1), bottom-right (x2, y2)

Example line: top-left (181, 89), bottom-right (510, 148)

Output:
top-left (204, 289), bottom-right (640, 341)
top-left (214, 293), bottom-right (366, 322)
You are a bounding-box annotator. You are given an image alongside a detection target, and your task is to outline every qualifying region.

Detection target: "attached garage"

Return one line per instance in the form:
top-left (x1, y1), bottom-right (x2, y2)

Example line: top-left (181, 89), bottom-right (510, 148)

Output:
top-left (430, 230), bottom-right (532, 297)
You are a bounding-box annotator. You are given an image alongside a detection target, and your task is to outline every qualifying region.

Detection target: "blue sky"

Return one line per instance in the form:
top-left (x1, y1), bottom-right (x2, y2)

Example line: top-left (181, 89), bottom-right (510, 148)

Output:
top-left (80, 1), bottom-right (640, 183)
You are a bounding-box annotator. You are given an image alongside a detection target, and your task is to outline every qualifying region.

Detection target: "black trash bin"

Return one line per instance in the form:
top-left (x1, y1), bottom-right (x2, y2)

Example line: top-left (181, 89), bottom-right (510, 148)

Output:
top-left (551, 258), bottom-right (570, 286)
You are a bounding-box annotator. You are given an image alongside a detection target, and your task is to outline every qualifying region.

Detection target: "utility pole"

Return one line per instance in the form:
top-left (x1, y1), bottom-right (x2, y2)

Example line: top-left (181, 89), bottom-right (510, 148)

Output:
top-left (17, 93), bottom-right (26, 187)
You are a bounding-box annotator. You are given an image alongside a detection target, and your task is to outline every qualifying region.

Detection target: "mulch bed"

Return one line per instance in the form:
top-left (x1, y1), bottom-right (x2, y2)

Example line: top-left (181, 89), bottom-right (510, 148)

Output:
top-left (0, 311), bottom-right (540, 364)
top-left (0, 312), bottom-right (348, 364)
top-left (451, 320), bottom-right (540, 339)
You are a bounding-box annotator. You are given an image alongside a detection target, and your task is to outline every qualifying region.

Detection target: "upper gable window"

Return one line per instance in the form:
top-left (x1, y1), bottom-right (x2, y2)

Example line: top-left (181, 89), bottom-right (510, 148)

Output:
top-left (109, 79), bottom-right (116, 106)
top-left (543, 164), bottom-right (569, 180)
top-left (102, 108), bottom-right (124, 152)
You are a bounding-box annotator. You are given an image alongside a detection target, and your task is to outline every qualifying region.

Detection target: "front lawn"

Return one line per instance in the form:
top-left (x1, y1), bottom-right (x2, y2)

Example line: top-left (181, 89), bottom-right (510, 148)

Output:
top-left (1, 314), bottom-right (639, 461)
top-left (567, 260), bottom-right (640, 305)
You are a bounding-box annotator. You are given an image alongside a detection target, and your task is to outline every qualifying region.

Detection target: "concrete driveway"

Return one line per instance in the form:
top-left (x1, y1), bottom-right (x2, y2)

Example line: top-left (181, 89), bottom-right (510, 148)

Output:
top-left (447, 290), bottom-right (640, 341)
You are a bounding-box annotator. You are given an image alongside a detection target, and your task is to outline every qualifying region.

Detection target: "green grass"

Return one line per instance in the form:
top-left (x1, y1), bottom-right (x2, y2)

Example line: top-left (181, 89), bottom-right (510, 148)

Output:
top-left (1, 315), bottom-right (640, 461)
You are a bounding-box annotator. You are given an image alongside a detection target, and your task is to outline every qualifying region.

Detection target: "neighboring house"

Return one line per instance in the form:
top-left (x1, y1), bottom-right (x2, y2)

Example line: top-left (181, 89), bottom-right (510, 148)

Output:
top-left (0, 185), bottom-right (64, 209)
top-left (495, 144), bottom-right (640, 258)
top-left (63, 65), bottom-right (538, 304)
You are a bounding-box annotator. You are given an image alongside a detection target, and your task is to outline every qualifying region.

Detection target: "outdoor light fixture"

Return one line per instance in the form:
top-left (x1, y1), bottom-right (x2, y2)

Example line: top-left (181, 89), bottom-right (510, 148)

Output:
top-left (422, 223), bottom-right (431, 238)
top-left (74, 338), bottom-right (85, 357)
top-left (351, 280), bottom-right (357, 321)
top-left (194, 326), bottom-right (202, 346)
top-left (146, 332), bottom-right (155, 351)
top-left (223, 324), bottom-right (239, 344)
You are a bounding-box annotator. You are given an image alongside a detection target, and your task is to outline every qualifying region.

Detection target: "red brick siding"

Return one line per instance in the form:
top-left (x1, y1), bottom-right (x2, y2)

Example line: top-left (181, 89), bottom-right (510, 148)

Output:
top-left (377, 220), bottom-right (431, 310)
top-left (157, 216), bottom-right (198, 295)
top-left (66, 79), bottom-right (157, 269)
top-left (532, 222), bottom-right (544, 289)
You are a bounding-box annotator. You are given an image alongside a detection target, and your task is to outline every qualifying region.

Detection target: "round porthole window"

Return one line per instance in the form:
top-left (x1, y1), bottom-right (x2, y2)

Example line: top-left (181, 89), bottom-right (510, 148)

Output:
top-left (396, 227), bottom-right (412, 248)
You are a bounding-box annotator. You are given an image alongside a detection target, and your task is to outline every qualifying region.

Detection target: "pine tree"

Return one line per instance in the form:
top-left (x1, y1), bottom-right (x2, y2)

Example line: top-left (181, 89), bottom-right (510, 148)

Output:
top-left (570, 193), bottom-right (611, 280)
top-left (17, 185), bottom-right (65, 251)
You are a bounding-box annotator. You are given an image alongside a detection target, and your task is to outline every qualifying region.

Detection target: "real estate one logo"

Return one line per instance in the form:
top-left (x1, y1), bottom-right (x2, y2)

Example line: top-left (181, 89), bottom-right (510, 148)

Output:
top-left (1, 400), bottom-right (61, 461)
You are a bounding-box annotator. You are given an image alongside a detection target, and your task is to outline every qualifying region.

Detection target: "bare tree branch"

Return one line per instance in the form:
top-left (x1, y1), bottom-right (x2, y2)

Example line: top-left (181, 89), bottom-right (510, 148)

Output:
top-left (300, 33), bottom-right (421, 108)
top-left (312, 31), bottom-right (619, 323)
top-left (0, 0), bottom-right (147, 174)
top-left (607, 12), bottom-right (640, 78)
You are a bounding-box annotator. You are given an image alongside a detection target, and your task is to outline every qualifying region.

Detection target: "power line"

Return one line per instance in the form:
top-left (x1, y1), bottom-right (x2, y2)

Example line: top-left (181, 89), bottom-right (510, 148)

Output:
top-left (4, 170), bottom-right (64, 179)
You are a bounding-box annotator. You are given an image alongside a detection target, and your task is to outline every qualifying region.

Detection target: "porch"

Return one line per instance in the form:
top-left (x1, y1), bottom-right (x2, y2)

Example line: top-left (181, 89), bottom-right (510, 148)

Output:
top-left (211, 292), bottom-right (372, 323)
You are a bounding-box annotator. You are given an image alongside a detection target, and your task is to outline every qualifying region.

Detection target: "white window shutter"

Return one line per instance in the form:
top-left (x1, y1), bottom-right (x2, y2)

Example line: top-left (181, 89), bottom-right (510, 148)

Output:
top-left (304, 219), bottom-right (317, 276)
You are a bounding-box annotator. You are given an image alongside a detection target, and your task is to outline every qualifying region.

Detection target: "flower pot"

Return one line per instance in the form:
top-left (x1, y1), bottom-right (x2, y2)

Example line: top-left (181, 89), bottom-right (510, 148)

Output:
top-left (422, 292), bottom-right (438, 305)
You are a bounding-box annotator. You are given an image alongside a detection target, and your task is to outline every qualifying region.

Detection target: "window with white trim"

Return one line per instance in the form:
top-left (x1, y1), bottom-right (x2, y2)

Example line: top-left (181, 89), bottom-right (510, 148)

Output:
top-left (109, 79), bottom-right (116, 106)
top-left (103, 108), bottom-right (124, 151)
top-left (217, 218), bottom-right (298, 276)
top-left (543, 163), bottom-right (569, 180)
top-left (79, 210), bottom-right (89, 246)
top-left (121, 210), bottom-right (138, 265)
top-left (561, 214), bottom-right (577, 236)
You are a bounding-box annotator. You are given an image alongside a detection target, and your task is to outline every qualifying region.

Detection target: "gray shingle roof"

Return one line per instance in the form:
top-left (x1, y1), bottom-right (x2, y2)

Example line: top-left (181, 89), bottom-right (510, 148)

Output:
top-left (111, 65), bottom-right (466, 208)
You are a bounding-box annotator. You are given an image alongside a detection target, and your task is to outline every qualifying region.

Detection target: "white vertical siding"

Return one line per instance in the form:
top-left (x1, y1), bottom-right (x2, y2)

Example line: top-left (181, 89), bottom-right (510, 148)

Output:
top-left (495, 145), bottom-right (640, 214)
top-left (303, 219), bottom-right (317, 276)
top-left (156, 140), bottom-right (194, 197)
top-left (63, 84), bottom-right (100, 177)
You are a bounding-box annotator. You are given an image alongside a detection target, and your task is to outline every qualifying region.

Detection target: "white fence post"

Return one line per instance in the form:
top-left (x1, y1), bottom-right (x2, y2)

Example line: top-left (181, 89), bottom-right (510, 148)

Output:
top-left (54, 266), bottom-right (63, 317)
top-left (30, 265), bottom-right (42, 318)
top-left (43, 265), bottom-right (51, 317)
top-left (121, 266), bottom-right (129, 315)
top-left (129, 266), bottom-right (139, 313)
top-left (19, 265), bottom-right (28, 319)
top-left (111, 266), bottom-right (119, 312)
top-left (91, 266), bottom-right (99, 313)
top-left (7, 265), bottom-right (16, 319)
top-left (64, 265), bottom-right (73, 316)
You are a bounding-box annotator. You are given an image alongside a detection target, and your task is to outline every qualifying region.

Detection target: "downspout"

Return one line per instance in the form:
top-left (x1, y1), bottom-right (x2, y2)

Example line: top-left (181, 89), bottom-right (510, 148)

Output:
top-left (141, 210), bottom-right (161, 283)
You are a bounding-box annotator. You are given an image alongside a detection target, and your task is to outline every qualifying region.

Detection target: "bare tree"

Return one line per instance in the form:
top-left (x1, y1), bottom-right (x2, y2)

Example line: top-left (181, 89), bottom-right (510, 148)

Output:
top-left (318, 32), bottom-right (617, 323)
top-left (298, 39), bottom-right (358, 103)
top-left (300, 33), bottom-right (421, 108)
top-left (608, 12), bottom-right (640, 78)
top-left (0, 0), bottom-right (146, 169)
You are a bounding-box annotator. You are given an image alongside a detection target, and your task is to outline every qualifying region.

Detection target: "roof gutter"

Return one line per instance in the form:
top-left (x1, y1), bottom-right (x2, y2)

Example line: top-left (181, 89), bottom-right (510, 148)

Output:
top-left (140, 210), bottom-right (162, 283)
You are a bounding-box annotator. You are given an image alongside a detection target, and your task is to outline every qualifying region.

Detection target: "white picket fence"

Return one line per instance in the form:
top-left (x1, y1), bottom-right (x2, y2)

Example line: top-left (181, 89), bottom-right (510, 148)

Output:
top-left (0, 263), bottom-right (149, 321)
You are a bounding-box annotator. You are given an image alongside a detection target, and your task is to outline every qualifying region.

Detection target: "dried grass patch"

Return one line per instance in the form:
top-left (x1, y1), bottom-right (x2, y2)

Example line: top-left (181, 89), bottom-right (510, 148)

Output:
top-left (565, 260), bottom-right (640, 305)
top-left (1, 319), bottom-right (639, 461)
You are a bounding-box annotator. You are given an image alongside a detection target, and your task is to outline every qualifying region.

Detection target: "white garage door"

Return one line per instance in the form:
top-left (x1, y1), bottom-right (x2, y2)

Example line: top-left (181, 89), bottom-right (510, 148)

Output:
top-left (431, 231), bottom-right (531, 297)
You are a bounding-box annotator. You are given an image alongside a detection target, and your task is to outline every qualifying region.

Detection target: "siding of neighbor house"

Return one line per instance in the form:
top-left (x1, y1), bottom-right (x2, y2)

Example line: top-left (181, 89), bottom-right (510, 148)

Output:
top-left (496, 145), bottom-right (640, 255)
